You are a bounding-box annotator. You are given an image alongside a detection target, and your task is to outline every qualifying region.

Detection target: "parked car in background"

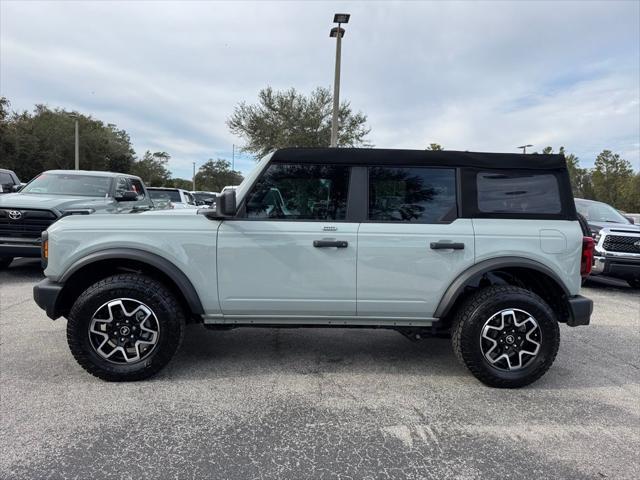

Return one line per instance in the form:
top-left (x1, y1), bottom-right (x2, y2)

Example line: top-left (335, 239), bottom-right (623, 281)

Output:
top-left (0, 169), bottom-right (23, 194)
top-left (575, 198), bottom-right (640, 288)
top-left (0, 170), bottom-right (152, 269)
top-left (147, 187), bottom-right (198, 209)
top-left (34, 148), bottom-right (592, 387)
top-left (191, 191), bottom-right (218, 207)
top-left (625, 213), bottom-right (640, 225)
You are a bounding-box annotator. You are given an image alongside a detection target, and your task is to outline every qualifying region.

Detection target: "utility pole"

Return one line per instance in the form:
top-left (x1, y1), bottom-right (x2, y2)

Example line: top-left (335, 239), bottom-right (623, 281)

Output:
top-left (330, 14), bottom-right (350, 148)
top-left (192, 162), bottom-right (196, 191)
top-left (232, 144), bottom-right (235, 171)
top-left (74, 119), bottom-right (79, 170)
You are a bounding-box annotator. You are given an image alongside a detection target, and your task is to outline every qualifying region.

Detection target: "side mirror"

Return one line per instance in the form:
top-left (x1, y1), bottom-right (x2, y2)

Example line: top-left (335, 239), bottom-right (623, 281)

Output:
top-left (216, 189), bottom-right (236, 216)
top-left (115, 191), bottom-right (138, 202)
top-left (11, 184), bottom-right (23, 192)
top-left (624, 216), bottom-right (635, 224)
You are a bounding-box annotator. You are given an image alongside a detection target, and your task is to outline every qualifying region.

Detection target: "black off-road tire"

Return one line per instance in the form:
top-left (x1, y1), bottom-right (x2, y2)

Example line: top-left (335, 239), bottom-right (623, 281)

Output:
top-left (0, 257), bottom-right (13, 269)
top-left (67, 274), bottom-right (185, 381)
top-left (452, 285), bottom-right (560, 388)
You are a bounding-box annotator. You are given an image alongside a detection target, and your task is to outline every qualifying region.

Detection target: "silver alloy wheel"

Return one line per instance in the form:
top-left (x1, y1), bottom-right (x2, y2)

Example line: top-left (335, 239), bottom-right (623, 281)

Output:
top-left (88, 298), bottom-right (160, 364)
top-left (480, 308), bottom-right (541, 371)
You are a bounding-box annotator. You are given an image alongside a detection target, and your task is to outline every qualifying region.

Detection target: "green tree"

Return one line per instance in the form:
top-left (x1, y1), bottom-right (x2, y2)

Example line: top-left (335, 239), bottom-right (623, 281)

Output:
top-left (194, 159), bottom-right (243, 192)
top-left (537, 146), bottom-right (594, 198)
top-left (165, 178), bottom-right (193, 190)
top-left (621, 173), bottom-right (640, 212)
top-left (427, 143), bottom-right (443, 151)
top-left (227, 87), bottom-right (371, 158)
top-left (591, 150), bottom-right (635, 208)
top-left (131, 151), bottom-right (172, 186)
top-left (0, 100), bottom-right (135, 181)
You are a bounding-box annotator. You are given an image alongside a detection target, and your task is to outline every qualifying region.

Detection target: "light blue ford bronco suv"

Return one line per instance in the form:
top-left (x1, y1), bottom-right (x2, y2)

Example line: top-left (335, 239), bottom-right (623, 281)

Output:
top-left (33, 148), bottom-right (594, 387)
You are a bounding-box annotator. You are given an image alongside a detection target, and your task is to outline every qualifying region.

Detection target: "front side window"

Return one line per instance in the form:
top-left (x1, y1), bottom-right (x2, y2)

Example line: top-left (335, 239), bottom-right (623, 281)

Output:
top-left (246, 163), bottom-right (350, 220)
top-left (130, 179), bottom-right (146, 200)
top-left (368, 167), bottom-right (457, 223)
top-left (115, 177), bottom-right (131, 197)
top-left (477, 172), bottom-right (561, 214)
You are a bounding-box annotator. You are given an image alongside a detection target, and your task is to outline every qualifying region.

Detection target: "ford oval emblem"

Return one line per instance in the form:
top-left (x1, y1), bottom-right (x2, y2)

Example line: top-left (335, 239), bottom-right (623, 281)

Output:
top-left (634, 240), bottom-right (640, 249)
top-left (7, 210), bottom-right (22, 220)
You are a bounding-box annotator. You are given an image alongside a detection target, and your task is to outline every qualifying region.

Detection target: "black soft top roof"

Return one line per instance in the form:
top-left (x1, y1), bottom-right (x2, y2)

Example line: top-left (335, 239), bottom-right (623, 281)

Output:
top-left (271, 148), bottom-right (567, 170)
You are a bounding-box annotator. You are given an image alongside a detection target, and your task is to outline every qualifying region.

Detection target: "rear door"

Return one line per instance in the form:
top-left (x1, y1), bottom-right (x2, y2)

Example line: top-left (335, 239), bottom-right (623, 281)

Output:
top-left (217, 162), bottom-right (358, 318)
top-left (357, 166), bottom-right (475, 318)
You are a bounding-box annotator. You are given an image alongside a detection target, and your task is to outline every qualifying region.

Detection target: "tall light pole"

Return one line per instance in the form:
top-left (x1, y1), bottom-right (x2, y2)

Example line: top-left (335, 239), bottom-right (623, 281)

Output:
top-left (518, 144), bottom-right (533, 154)
top-left (68, 113), bottom-right (80, 169)
top-left (330, 13), bottom-right (350, 148)
top-left (192, 162), bottom-right (196, 191)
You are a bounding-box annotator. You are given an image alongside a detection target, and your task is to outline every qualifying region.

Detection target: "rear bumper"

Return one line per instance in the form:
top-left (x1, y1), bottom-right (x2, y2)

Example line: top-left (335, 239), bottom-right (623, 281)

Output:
top-left (33, 279), bottom-right (64, 320)
top-left (567, 295), bottom-right (593, 327)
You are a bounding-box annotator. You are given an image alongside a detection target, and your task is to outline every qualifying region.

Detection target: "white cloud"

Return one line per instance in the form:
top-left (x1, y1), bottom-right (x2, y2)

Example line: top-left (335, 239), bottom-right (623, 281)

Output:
top-left (1, 0), bottom-right (638, 177)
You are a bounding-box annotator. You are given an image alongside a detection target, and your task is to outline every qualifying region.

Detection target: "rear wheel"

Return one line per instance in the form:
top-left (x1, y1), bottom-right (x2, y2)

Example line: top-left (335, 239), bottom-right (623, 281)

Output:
top-left (0, 257), bottom-right (13, 269)
top-left (452, 285), bottom-right (560, 388)
top-left (67, 273), bottom-right (185, 381)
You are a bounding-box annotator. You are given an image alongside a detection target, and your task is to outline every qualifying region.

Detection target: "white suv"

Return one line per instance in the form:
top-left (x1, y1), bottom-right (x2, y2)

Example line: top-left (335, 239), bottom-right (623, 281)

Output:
top-left (33, 148), bottom-right (593, 387)
top-left (147, 187), bottom-right (198, 209)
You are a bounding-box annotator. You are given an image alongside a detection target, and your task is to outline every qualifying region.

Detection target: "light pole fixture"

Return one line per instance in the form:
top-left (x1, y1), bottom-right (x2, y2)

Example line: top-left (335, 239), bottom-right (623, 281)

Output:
top-left (518, 144), bottom-right (533, 154)
top-left (330, 13), bottom-right (350, 148)
top-left (68, 113), bottom-right (80, 169)
top-left (192, 162), bottom-right (196, 191)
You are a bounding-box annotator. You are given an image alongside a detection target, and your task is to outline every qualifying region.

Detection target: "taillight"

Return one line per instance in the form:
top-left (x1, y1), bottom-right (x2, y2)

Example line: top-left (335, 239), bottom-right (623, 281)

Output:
top-left (581, 236), bottom-right (594, 277)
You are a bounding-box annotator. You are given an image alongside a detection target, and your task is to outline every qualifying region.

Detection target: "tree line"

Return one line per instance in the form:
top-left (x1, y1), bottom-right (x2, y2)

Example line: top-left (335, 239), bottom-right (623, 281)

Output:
top-left (0, 97), bottom-right (243, 192)
top-left (1, 90), bottom-right (638, 211)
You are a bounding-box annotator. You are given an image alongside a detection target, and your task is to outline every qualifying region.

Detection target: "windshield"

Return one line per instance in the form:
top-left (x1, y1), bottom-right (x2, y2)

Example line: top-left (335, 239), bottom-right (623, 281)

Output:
top-left (149, 189), bottom-right (181, 203)
top-left (21, 173), bottom-right (112, 197)
top-left (235, 152), bottom-right (273, 205)
top-left (575, 199), bottom-right (630, 224)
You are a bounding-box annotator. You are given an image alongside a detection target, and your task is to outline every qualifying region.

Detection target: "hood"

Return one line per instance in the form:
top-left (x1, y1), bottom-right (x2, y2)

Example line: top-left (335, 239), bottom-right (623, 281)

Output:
top-left (588, 220), bottom-right (640, 234)
top-left (0, 192), bottom-right (111, 213)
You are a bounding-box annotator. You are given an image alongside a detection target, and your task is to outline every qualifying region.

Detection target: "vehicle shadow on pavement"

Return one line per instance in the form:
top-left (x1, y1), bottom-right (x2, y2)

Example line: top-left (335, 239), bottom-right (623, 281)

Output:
top-left (165, 326), bottom-right (469, 381)
top-left (0, 258), bottom-right (44, 281)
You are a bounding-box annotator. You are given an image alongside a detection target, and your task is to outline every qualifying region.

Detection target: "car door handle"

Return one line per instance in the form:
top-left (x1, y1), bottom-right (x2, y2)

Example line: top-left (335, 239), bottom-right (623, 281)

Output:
top-left (430, 242), bottom-right (465, 250)
top-left (313, 240), bottom-right (348, 248)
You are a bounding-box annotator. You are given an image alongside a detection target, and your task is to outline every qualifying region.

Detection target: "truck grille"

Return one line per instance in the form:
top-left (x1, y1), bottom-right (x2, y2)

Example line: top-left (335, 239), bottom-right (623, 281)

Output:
top-left (0, 209), bottom-right (58, 241)
top-left (602, 234), bottom-right (640, 254)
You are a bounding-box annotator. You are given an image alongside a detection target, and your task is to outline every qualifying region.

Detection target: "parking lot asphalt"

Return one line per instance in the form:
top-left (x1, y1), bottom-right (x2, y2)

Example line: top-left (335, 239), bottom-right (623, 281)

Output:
top-left (1, 258), bottom-right (639, 480)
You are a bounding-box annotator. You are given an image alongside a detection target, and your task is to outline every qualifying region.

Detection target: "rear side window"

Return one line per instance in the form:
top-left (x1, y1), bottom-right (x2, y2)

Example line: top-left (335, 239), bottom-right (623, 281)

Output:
top-left (368, 167), bottom-right (457, 223)
top-left (246, 163), bottom-right (350, 220)
top-left (477, 172), bottom-right (561, 214)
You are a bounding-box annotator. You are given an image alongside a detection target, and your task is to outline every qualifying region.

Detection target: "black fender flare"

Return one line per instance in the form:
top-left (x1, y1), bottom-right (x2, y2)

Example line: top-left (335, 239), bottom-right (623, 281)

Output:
top-left (59, 248), bottom-right (204, 315)
top-left (434, 256), bottom-right (570, 318)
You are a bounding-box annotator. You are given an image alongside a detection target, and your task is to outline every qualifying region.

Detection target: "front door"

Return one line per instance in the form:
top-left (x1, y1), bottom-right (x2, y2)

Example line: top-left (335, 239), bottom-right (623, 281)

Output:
top-left (357, 166), bottom-right (475, 318)
top-left (217, 162), bottom-right (357, 318)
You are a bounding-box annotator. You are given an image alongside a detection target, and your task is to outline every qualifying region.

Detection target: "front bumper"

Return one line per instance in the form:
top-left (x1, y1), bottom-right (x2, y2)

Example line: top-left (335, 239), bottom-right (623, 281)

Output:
top-left (33, 278), bottom-right (64, 320)
top-left (592, 254), bottom-right (640, 280)
top-left (567, 295), bottom-right (592, 327)
top-left (0, 238), bottom-right (41, 258)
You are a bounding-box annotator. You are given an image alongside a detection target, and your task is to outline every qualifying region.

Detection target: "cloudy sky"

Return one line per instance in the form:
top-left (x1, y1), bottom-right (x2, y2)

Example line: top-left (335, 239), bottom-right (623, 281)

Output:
top-left (1, 0), bottom-right (639, 179)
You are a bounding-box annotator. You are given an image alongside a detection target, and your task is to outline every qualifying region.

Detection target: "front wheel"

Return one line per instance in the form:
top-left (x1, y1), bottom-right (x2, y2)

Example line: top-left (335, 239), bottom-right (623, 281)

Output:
top-left (67, 273), bottom-right (185, 381)
top-left (452, 285), bottom-right (560, 388)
